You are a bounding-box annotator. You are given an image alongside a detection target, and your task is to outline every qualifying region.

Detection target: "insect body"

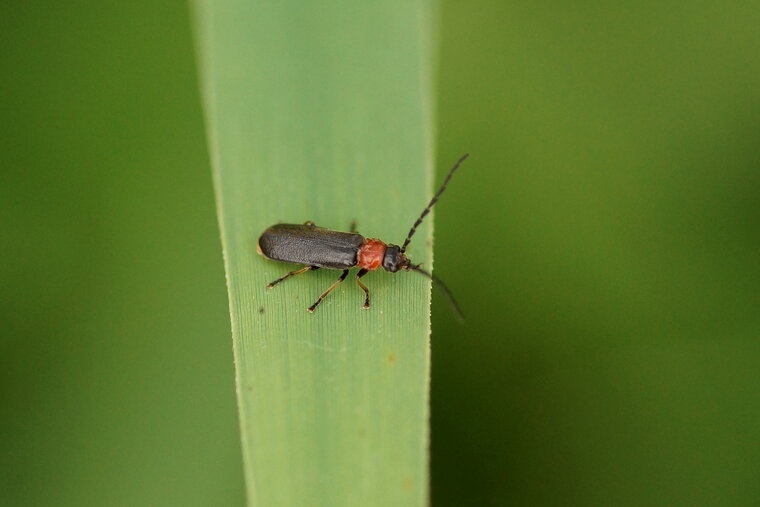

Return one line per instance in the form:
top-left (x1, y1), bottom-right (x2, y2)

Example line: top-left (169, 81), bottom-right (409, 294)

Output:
top-left (257, 154), bottom-right (468, 315)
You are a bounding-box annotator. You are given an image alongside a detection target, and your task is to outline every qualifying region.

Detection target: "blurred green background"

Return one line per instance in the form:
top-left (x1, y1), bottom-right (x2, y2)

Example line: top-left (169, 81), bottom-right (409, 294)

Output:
top-left (2, 1), bottom-right (759, 506)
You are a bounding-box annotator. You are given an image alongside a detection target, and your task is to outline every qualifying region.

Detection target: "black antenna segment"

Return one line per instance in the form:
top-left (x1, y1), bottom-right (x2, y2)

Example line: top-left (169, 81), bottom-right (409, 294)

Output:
top-left (400, 153), bottom-right (469, 253)
top-left (408, 264), bottom-right (464, 321)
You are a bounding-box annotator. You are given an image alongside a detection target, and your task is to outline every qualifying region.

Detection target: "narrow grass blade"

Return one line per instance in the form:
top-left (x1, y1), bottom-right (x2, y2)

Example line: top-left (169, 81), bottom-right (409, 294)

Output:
top-left (192, 1), bottom-right (435, 505)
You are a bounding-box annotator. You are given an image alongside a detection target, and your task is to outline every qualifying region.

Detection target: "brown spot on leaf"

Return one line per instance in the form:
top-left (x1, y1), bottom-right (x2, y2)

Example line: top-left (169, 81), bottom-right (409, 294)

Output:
top-left (387, 352), bottom-right (396, 365)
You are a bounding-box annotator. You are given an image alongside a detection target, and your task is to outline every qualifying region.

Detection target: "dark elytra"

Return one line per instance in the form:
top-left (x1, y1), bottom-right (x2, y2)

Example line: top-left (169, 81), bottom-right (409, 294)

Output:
top-left (258, 223), bottom-right (364, 270)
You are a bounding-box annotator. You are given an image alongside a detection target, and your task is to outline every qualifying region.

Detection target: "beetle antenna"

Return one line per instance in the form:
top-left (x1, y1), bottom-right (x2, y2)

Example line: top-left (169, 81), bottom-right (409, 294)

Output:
top-left (401, 153), bottom-right (469, 253)
top-left (408, 264), bottom-right (464, 322)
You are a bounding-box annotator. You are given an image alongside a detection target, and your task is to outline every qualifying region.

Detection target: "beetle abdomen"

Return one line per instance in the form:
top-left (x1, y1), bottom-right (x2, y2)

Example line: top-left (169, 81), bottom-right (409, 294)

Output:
top-left (258, 223), bottom-right (365, 270)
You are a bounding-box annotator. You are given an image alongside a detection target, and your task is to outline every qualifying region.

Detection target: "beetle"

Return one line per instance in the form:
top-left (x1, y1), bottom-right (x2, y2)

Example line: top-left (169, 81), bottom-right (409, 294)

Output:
top-left (257, 154), bottom-right (468, 315)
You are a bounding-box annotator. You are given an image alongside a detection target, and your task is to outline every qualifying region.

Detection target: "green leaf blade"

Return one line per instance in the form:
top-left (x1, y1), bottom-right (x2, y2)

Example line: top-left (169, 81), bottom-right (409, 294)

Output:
top-left (193, 1), bottom-right (435, 505)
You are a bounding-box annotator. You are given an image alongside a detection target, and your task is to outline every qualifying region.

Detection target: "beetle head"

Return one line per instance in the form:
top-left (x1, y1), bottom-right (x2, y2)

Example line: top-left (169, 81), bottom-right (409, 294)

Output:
top-left (382, 244), bottom-right (409, 273)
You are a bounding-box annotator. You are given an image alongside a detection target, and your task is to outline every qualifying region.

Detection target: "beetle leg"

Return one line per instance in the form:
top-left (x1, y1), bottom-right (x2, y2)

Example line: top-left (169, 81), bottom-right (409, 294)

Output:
top-left (349, 220), bottom-right (357, 233)
top-left (355, 268), bottom-right (370, 309)
top-left (307, 270), bottom-right (349, 313)
top-left (267, 265), bottom-right (318, 288)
